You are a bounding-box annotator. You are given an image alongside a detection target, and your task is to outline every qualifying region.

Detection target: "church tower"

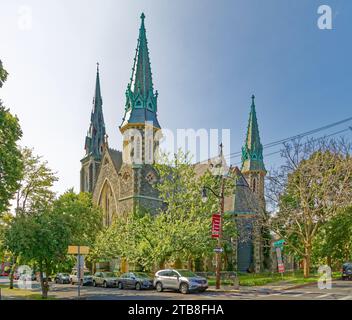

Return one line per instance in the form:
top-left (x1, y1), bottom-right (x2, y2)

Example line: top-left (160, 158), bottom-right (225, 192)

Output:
top-left (239, 95), bottom-right (267, 273)
top-left (118, 13), bottom-right (162, 214)
top-left (241, 95), bottom-right (266, 209)
top-left (120, 12), bottom-right (161, 163)
top-left (80, 64), bottom-right (106, 193)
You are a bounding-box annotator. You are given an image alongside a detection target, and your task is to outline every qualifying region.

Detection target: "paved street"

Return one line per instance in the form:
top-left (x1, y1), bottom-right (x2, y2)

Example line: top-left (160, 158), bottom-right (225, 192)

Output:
top-left (1, 277), bottom-right (351, 300)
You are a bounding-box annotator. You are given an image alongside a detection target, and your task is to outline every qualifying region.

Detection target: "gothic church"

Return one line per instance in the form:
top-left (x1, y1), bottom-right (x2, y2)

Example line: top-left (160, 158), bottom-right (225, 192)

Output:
top-left (80, 14), bottom-right (267, 273)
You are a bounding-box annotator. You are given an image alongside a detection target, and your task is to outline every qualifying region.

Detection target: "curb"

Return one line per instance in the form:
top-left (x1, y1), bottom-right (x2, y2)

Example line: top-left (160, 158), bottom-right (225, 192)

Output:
top-left (207, 288), bottom-right (240, 293)
top-left (281, 282), bottom-right (317, 291)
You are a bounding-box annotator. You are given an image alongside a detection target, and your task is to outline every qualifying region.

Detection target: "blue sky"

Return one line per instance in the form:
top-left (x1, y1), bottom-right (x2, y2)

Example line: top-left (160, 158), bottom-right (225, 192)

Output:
top-left (1, 0), bottom-right (351, 194)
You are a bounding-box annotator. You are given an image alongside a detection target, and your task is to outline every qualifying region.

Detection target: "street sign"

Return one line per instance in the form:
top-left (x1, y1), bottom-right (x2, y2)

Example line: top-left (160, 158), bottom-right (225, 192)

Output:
top-left (275, 247), bottom-right (285, 274)
top-left (213, 247), bottom-right (224, 253)
top-left (273, 239), bottom-right (286, 248)
top-left (68, 246), bottom-right (90, 255)
top-left (212, 214), bottom-right (221, 238)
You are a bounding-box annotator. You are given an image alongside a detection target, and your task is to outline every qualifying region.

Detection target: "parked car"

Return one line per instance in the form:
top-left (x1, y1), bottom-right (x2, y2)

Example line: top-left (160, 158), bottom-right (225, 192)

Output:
top-left (342, 262), bottom-right (352, 280)
top-left (117, 272), bottom-right (154, 290)
top-left (35, 272), bottom-right (52, 282)
top-left (93, 272), bottom-right (119, 288)
top-left (0, 271), bottom-right (9, 277)
top-left (54, 273), bottom-right (70, 284)
top-left (154, 269), bottom-right (208, 294)
top-left (70, 269), bottom-right (93, 286)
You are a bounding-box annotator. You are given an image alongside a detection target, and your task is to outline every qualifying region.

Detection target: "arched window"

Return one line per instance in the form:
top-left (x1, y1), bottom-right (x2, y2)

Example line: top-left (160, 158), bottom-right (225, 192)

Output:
top-left (105, 192), bottom-right (110, 226)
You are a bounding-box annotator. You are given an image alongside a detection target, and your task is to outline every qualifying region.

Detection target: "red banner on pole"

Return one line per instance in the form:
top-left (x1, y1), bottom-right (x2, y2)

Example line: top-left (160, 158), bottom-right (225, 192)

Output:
top-left (212, 214), bottom-right (221, 238)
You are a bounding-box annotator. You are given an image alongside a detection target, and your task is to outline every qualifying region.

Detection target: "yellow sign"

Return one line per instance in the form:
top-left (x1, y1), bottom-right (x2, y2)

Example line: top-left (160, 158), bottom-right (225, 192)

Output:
top-left (67, 246), bottom-right (90, 255)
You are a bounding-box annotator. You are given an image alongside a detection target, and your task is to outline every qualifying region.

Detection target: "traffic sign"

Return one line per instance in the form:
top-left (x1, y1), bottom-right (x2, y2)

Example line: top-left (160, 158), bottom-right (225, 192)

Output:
top-left (68, 246), bottom-right (90, 255)
top-left (213, 247), bottom-right (224, 253)
top-left (273, 239), bottom-right (286, 248)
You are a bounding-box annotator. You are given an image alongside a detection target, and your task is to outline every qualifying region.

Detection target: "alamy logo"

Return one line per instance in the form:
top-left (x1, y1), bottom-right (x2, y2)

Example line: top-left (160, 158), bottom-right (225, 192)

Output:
top-left (17, 265), bottom-right (33, 290)
top-left (317, 5), bottom-right (333, 30)
top-left (317, 265), bottom-right (332, 290)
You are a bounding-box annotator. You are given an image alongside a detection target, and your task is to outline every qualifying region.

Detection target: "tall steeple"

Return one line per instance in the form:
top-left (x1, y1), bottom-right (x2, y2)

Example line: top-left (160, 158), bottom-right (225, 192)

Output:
top-left (241, 95), bottom-right (266, 173)
top-left (80, 63), bottom-right (106, 193)
top-left (120, 13), bottom-right (160, 131)
top-left (84, 63), bottom-right (106, 160)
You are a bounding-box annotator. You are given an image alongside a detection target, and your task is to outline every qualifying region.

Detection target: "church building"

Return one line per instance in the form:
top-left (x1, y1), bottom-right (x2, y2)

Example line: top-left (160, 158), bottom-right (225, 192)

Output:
top-left (80, 14), bottom-right (268, 273)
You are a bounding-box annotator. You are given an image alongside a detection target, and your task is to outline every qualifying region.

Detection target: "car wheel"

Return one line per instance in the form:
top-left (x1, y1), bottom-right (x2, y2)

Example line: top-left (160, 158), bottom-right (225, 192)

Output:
top-left (103, 281), bottom-right (108, 288)
top-left (118, 282), bottom-right (123, 290)
top-left (55, 279), bottom-right (58, 284)
top-left (93, 281), bottom-right (97, 287)
top-left (71, 280), bottom-right (74, 285)
top-left (156, 282), bottom-right (163, 292)
top-left (180, 283), bottom-right (189, 294)
top-left (135, 282), bottom-right (141, 290)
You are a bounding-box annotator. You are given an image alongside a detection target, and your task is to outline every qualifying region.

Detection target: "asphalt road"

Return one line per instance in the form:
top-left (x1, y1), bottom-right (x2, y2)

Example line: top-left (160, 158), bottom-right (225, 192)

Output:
top-left (1, 277), bottom-right (352, 300)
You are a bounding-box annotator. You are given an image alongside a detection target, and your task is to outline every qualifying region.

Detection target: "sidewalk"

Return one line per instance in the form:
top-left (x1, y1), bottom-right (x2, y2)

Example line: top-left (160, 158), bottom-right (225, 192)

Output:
top-left (207, 280), bottom-right (316, 293)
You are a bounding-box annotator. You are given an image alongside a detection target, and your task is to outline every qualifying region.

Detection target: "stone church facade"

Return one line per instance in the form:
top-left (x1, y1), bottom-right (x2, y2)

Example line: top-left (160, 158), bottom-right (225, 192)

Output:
top-left (80, 14), bottom-right (268, 273)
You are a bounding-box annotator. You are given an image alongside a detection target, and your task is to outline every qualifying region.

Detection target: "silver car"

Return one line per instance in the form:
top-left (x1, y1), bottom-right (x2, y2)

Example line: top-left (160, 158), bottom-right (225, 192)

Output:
top-left (93, 272), bottom-right (118, 288)
top-left (70, 270), bottom-right (93, 286)
top-left (154, 269), bottom-right (208, 294)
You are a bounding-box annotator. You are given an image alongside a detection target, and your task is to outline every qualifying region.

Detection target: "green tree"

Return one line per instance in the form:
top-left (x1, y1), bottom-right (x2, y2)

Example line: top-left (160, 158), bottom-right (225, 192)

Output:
top-left (267, 139), bottom-right (352, 277)
top-left (91, 151), bottom-right (237, 272)
top-left (4, 191), bottom-right (102, 298)
top-left (53, 190), bottom-right (102, 272)
top-left (0, 60), bottom-right (23, 215)
top-left (313, 206), bottom-right (352, 268)
top-left (7, 147), bottom-right (58, 288)
top-left (0, 60), bottom-right (8, 88)
top-left (5, 205), bottom-right (70, 299)
top-left (15, 147), bottom-right (58, 213)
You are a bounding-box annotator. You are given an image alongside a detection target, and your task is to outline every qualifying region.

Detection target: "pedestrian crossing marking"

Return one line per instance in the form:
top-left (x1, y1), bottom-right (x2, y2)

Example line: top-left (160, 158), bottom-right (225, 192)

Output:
top-left (315, 293), bottom-right (331, 299)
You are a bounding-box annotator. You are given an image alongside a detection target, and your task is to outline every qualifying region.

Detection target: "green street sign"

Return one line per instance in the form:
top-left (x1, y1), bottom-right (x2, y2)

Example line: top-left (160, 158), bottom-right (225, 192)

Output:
top-left (273, 239), bottom-right (286, 247)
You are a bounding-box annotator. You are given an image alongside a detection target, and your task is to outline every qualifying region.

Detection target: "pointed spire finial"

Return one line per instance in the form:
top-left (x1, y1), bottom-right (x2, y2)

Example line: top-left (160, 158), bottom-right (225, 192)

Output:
top-left (96, 62), bottom-right (100, 73)
top-left (251, 94), bottom-right (255, 105)
top-left (141, 12), bottom-right (145, 23)
top-left (219, 142), bottom-right (223, 157)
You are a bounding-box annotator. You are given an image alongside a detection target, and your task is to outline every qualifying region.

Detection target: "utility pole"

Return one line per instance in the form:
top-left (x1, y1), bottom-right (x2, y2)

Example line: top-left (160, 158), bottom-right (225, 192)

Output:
top-left (202, 143), bottom-right (230, 290)
top-left (77, 245), bottom-right (81, 299)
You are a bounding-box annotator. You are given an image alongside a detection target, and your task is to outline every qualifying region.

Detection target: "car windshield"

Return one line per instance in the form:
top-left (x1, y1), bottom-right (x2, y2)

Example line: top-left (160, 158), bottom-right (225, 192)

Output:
top-left (61, 273), bottom-right (69, 277)
top-left (103, 272), bottom-right (115, 277)
top-left (176, 270), bottom-right (197, 277)
top-left (343, 263), bottom-right (352, 268)
top-left (134, 272), bottom-right (149, 278)
top-left (84, 272), bottom-right (91, 276)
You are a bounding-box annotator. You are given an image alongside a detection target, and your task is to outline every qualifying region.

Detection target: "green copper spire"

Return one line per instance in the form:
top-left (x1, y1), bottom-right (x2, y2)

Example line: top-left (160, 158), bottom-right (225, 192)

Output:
top-left (121, 13), bottom-right (160, 130)
top-left (241, 95), bottom-right (266, 172)
top-left (84, 63), bottom-right (106, 160)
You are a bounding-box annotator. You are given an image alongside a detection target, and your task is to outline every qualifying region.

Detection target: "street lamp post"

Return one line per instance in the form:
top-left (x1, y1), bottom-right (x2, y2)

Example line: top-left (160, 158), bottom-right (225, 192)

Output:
top-left (201, 143), bottom-right (230, 290)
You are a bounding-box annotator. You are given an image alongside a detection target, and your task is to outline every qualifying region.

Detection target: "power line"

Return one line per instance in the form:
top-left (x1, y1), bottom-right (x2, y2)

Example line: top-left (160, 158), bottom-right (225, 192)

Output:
top-left (224, 116), bottom-right (352, 160)
top-left (232, 126), bottom-right (352, 166)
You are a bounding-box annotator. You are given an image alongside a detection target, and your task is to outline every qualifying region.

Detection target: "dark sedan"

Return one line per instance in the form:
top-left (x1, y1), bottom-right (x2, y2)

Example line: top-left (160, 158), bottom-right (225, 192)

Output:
top-left (342, 262), bottom-right (352, 280)
top-left (54, 273), bottom-right (70, 284)
top-left (117, 272), bottom-right (153, 290)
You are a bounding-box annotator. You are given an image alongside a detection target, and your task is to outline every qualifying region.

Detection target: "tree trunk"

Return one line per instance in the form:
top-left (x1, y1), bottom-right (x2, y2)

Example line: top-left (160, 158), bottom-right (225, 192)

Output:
top-left (303, 245), bottom-right (311, 278)
top-left (39, 262), bottom-right (48, 299)
top-left (9, 256), bottom-right (17, 289)
top-left (327, 256), bottom-right (332, 268)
